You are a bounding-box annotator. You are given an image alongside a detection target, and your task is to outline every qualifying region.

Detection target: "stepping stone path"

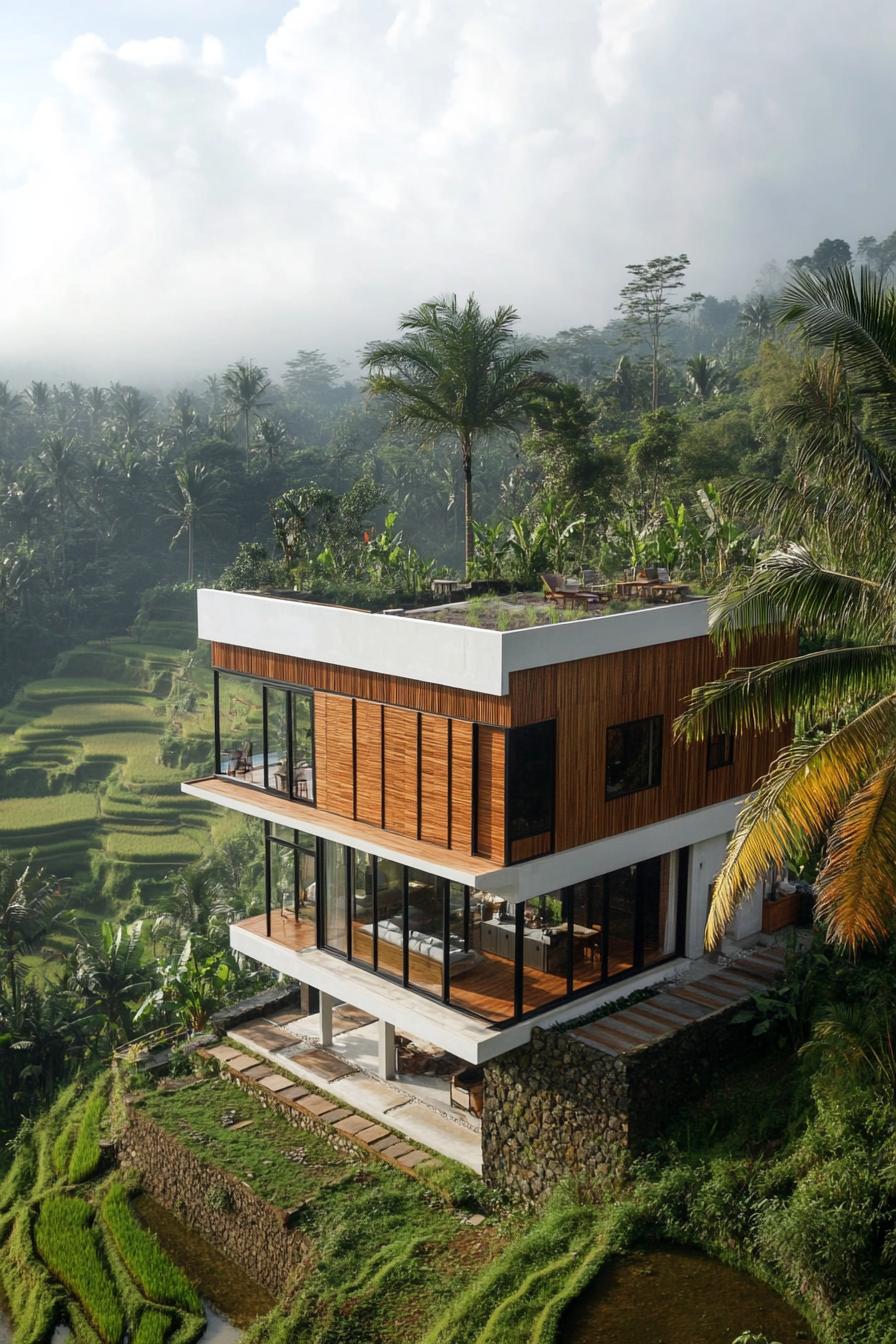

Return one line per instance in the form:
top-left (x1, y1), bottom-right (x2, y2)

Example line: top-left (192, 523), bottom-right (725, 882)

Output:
top-left (569, 945), bottom-right (787, 1057)
top-left (198, 1043), bottom-right (446, 1184)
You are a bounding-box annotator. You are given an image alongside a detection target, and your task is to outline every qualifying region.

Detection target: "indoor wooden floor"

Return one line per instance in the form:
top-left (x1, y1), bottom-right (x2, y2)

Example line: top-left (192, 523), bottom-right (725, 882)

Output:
top-left (238, 911), bottom-right (644, 1025)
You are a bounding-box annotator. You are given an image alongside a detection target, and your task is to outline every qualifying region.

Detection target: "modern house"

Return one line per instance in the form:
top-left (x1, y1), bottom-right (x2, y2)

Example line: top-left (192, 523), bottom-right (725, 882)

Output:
top-left (182, 588), bottom-right (791, 1095)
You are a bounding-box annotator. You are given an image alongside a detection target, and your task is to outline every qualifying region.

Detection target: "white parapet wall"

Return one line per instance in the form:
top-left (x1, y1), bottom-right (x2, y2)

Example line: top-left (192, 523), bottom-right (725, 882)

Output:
top-left (197, 589), bottom-right (711, 697)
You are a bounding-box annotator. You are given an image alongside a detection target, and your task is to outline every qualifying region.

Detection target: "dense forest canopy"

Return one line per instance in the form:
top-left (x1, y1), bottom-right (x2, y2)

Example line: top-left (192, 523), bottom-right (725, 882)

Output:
top-left (0, 230), bottom-right (887, 697)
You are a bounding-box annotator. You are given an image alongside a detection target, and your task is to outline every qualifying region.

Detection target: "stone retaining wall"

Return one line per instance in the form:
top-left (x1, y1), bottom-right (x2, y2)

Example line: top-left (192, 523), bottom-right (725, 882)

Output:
top-left (117, 1102), bottom-right (312, 1295)
top-left (482, 999), bottom-right (755, 1204)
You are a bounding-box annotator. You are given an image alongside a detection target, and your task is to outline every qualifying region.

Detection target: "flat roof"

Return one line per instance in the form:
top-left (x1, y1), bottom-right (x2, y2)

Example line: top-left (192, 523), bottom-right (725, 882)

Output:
top-left (197, 588), bottom-right (711, 697)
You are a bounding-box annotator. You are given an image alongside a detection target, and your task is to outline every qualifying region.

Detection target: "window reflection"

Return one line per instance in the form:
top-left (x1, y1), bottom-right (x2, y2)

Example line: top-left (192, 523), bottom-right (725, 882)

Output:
top-left (520, 892), bottom-right (568, 1014)
top-left (570, 879), bottom-right (603, 992)
top-left (406, 868), bottom-right (443, 995)
top-left (265, 687), bottom-right (289, 793)
top-left (292, 690), bottom-right (314, 801)
top-left (375, 858), bottom-right (404, 980)
top-left (322, 839), bottom-right (348, 954)
top-left (218, 674), bottom-right (263, 784)
top-left (351, 850), bottom-right (375, 967)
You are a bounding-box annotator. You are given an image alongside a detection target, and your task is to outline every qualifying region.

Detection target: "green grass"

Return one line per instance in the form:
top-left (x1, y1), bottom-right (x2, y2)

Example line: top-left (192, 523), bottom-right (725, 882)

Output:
top-left (68, 1075), bottom-right (110, 1185)
top-left (34, 1196), bottom-right (125, 1344)
top-left (101, 1183), bottom-right (201, 1314)
top-left (0, 794), bottom-right (99, 834)
top-left (0, 1208), bottom-right (61, 1344)
top-left (134, 1309), bottom-right (173, 1344)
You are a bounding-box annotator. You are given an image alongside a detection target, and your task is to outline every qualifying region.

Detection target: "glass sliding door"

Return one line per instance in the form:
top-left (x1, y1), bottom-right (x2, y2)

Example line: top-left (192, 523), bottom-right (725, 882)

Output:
top-left (291, 689), bottom-right (314, 802)
top-left (321, 839), bottom-right (348, 955)
top-left (605, 865), bottom-right (637, 977)
top-left (265, 824), bottom-right (316, 951)
top-left (264, 686), bottom-right (290, 794)
top-left (406, 869), bottom-right (444, 995)
top-left (374, 858), bottom-right (404, 980)
top-left (217, 673), bottom-right (264, 785)
top-left (570, 879), bottom-right (603, 993)
top-left (639, 856), bottom-right (673, 966)
top-left (351, 850), bottom-right (375, 967)
top-left (520, 892), bottom-right (568, 1015)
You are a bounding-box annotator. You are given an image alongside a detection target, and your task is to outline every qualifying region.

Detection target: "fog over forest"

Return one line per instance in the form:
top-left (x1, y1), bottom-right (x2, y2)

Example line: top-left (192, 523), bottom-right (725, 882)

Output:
top-left (2, 0), bottom-right (896, 381)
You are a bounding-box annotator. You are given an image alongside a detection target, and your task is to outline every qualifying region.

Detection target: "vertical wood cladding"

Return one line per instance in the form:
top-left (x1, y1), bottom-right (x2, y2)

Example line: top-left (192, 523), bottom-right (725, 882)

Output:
top-left (475, 726), bottom-right (507, 864)
top-left (353, 700), bottom-right (383, 827)
top-left (382, 706), bottom-right (419, 839)
top-left (215, 628), bottom-right (794, 862)
top-left (419, 714), bottom-right (450, 847)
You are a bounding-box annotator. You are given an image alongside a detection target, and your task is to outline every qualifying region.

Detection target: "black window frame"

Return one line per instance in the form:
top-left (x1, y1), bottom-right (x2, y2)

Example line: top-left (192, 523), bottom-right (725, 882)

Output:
top-left (604, 714), bottom-right (663, 800)
top-left (706, 731), bottom-right (734, 770)
top-left (213, 669), bottom-right (316, 808)
top-left (505, 719), bottom-right (556, 851)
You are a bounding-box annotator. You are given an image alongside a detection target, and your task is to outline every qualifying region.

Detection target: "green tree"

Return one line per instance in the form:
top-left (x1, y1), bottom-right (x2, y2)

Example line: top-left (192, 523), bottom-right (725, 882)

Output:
top-left (790, 237), bottom-right (853, 274)
top-left (685, 353), bottom-right (723, 402)
top-left (158, 462), bottom-right (231, 582)
top-left (617, 255), bottom-right (703, 411)
top-left (739, 296), bottom-right (773, 343)
top-left (223, 361), bottom-right (272, 468)
top-left (0, 856), bottom-right (64, 1021)
top-left (676, 266), bottom-right (896, 950)
top-left (37, 434), bottom-right (79, 574)
top-left (362, 294), bottom-right (552, 575)
top-left (74, 921), bottom-right (152, 1045)
top-left (629, 409), bottom-right (681, 514)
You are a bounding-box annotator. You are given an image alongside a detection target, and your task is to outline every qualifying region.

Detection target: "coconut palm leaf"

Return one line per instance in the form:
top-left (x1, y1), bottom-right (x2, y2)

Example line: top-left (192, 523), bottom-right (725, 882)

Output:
top-left (778, 266), bottom-right (896, 395)
top-left (814, 755), bottom-right (896, 945)
top-left (705, 696), bottom-right (896, 947)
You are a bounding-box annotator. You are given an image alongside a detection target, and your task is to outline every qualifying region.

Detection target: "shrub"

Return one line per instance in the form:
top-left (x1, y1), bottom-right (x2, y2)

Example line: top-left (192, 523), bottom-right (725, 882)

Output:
top-left (68, 1075), bottom-right (109, 1185)
top-left (101, 1183), bottom-right (201, 1314)
top-left (33, 1196), bottom-right (124, 1344)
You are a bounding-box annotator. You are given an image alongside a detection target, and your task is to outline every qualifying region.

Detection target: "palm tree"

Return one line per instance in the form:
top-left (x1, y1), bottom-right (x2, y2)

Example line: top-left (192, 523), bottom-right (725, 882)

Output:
top-left (254, 417), bottom-right (290, 469)
top-left (74, 921), bottom-right (153, 1045)
top-left (222, 361), bottom-right (272, 468)
top-left (362, 295), bottom-right (552, 576)
top-left (676, 266), bottom-right (896, 951)
top-left (158, 462), bottom-right (231, 581)
top-left (685, 353), bottom-right (722, 402)
top-left (0, 856), bottom-right (64, 1021)
top-left (37, 434), bottom-right (79, 573)
top-left (739, 296), bottom-right (773, 343)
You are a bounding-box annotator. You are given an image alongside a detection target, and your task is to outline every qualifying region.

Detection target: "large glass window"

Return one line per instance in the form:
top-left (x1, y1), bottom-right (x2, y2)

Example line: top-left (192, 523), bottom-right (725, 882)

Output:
top-left (375, 859), bottom-right (404, 980)
top-left (570, 879), bottom-right (603, 993)
top-left (520, 892), bottom-right (568, 1014)
top-left (265, 824), bottom-right (316, 950)
top-left (707, 732), bottom-right (734, 771)
top-left (218, 674), bottom-right (264, 784)
top-left (406, 869), bottom-right (444, 995)
top-left (351, 850), bottom-right (375, 967)
top-left (507, 721), bottom-right (555, 843)
top-left (640, 856), bottom-right (675, 967)
top-left (605, 716), bottom-right (663, 799)
top-left (322, 839), bottom-right (348, 954)
top-left (215, 673), bottom-right (314, 804)
top-left (604, 866), bottom-right (637, 976)
top-left (449, 891), bottom-right (516, 1023)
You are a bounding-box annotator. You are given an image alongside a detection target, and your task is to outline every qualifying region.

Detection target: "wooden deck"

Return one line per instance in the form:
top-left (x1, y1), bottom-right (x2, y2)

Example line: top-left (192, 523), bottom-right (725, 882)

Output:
top-left (568, 945), bottom-right (787, 1056)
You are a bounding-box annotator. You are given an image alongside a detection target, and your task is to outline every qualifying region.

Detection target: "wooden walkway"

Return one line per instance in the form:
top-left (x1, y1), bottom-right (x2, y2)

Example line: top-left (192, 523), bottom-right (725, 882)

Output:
top-left (569, 945), bottom-right (786, 1057)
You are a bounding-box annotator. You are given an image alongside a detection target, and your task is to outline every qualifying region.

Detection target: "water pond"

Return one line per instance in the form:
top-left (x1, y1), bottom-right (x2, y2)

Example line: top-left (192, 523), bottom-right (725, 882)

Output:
top-left (134, 1195), bottom-right (276, 1337)
top-left (562, 1245), bottom-right (814, 1344)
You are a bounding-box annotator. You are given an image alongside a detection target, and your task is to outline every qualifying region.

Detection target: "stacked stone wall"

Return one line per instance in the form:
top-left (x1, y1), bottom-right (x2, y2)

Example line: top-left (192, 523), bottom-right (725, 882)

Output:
top-left (482, 998), bottom-right (757, 1203)
top-left (117, 1102), bottom-right (312, 1295)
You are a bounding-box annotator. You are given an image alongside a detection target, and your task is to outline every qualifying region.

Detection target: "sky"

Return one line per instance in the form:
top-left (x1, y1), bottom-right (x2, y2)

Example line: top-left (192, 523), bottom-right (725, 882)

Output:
top-left (1, 0), bottom-right (896, 386)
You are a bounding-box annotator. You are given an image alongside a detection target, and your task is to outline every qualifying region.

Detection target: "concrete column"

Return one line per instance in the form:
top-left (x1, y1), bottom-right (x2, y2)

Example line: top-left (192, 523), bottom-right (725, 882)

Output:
top-left (378, 1020), bottom-right (396, 1080)
top-left (319, 992), bottom-right (334, 1047)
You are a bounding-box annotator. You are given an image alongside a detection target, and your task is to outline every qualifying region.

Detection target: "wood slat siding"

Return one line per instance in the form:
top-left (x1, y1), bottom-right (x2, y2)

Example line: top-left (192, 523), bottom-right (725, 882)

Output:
top-left (211, 641), bottom-right (509, 725)
top-left (419, 714), bottom-right (450, 847)
top-left (510, 832), bottom-right (552, 864)
top-left (476, 726), bottom-right (506, 863)
top-left (450, 720), bottom-right (474, 855)
top-left (508, 629), bottom-right (796, 851)
top-left (314, 692), bottom-right (354, 819)
top-left (214, 627), bottom-right (794, 864)
top-left (383, 706), bottom-right (419, 839)
top-left (353, 699), bottom-right (383, 827)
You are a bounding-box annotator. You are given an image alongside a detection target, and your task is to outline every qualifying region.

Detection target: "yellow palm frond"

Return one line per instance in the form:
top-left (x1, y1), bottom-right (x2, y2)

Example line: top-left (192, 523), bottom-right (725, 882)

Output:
top-left (705, 694), bottom-right (896, 948)
top-left (815, 754), bottom-right (896, 948)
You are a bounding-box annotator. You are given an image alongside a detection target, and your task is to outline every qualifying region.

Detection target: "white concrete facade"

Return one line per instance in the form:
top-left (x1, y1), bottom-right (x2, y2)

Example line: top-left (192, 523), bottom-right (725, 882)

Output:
top-left (198, 588), bottom-right (710, 697)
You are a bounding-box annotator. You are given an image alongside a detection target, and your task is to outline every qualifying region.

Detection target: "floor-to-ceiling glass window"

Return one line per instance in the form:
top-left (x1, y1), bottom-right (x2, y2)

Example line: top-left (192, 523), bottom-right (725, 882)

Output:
top-left (264, 686), bottom-right (290, 794)
top-left (406, 869), bottom-right (444, 995)
top-left (351, 850), bottom-right (375, 967)
top-left (265, 823), bottom-right (316, 950)
top-left (291, 690), bottom-right (314, 801)
top-left (217, 674), bottom-right (264, 784)
top-left (520, 892), bottom-right (568, 1014)
top-left (605, 866), bottom-right (637, 977)
top-left (448, 891), bottom-right (516, 1023)
top-left (374, 858), bottom-right (404, 980)
top-left (570, 878), bottom-right (603, 993)
top-left (321, 839), bottom-right (348, 954)
top-left (640, 856), bottom-right (674, 966)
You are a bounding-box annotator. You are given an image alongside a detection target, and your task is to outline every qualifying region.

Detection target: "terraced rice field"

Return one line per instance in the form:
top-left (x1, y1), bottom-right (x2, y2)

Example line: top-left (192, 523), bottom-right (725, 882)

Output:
top-left (0, 599), bottom-right (226, 922)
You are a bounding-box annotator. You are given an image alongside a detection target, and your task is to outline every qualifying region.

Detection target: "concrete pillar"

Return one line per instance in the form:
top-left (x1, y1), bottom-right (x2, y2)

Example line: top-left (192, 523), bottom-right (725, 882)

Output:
top-left (378, 1020), bottom-right (396, 1080)
top-left (320, 992), bottom-right (334, 1047)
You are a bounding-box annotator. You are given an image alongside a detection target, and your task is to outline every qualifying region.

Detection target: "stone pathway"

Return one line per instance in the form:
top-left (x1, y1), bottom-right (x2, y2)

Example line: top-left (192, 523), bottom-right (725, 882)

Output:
top-left (569, 944), bottom-right (786, 1057)
top-left (201, 1043), bottom-right (447, 1180)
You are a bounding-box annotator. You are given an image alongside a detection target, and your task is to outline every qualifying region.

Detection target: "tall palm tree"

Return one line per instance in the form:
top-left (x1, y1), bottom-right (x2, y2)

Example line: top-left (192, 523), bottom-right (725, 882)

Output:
top-left (222, 361), bottom-right (272, 469)
top-left (362, 295), bottom-right (552, 576)
top-left (677, 266), bottom-right (896, 951)
top-left (739, 296), bottom-right (773, 343)
top-left (158, 462), bottom-right (231, 581)
top-left (254, 417), bottom-right (290, 469)
top-left (0, 856), bottom-right (64, 1021)
top-left (685, 353), bottom-right (722, 402)
top-left (37, 434), bottom-right (79, 573)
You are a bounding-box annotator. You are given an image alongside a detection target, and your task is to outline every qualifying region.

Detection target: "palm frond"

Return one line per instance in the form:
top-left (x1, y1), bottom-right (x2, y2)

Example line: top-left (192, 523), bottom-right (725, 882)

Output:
top-left (778, 265), bottom-right (896, 394)
top-left (814, 753), bottom-right (896, 947)
top-left (676, 644), bottom-right (896, 742)
top-left (705, 695), bottom-right (896, 947)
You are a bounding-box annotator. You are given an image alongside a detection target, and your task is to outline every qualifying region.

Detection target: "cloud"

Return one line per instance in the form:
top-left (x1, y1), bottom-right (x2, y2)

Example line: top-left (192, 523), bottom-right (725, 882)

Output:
top-left (1, 0), bottom-right (895, 383)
